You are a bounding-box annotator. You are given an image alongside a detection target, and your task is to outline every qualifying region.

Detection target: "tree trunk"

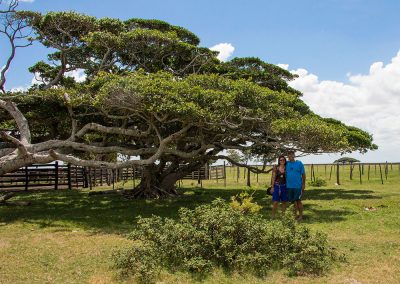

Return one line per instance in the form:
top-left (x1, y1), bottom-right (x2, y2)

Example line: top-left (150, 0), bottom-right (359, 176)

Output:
top-left (247, 167), bottom-right (251, 187)
top-left (126, 165), bottom-right (180, 199)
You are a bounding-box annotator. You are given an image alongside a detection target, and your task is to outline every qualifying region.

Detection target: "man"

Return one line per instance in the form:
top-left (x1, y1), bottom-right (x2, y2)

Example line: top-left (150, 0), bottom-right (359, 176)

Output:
top-left (285, 150), bottom-right (306, 220)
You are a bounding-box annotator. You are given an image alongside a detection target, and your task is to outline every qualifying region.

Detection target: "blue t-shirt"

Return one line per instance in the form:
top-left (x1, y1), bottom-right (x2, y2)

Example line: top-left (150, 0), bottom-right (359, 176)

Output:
top-left (285, 160), bottom-right (305, 189)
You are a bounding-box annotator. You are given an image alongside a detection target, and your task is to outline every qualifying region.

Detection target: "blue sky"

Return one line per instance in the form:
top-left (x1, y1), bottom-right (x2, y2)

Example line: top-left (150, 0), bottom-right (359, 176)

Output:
top-left (2, 0), bottom-right (400, 163)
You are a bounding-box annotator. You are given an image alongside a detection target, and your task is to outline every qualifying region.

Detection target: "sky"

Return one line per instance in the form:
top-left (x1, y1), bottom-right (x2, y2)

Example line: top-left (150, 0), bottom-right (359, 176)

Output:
top-left (2, 0), bottom-right (400, 163)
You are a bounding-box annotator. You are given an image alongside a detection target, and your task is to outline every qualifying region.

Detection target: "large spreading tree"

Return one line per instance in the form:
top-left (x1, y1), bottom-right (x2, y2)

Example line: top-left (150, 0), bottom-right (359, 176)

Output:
top-left (0, 3), bottom-right (377, 198)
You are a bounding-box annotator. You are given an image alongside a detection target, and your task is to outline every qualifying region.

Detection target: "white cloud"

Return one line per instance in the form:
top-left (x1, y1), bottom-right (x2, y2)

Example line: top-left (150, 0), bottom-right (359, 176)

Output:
top-left (65, 69), bottom-right (87, 83)
top-left (277, 63), bottom-right (289, 70)
top-left (8, 69), bottom-right (86, 92)
top-left (10, 85), bottom-right (28, 92)
top-left (287, 50), bottom-right (400, 162)
top-left (210, 43), bottom-right (235, 62)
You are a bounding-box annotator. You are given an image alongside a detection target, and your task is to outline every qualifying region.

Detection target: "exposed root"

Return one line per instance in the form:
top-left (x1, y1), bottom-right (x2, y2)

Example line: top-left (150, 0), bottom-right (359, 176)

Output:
top-left (123, 185), bottom-right (179, 199)
top-left (0, 192), bottom-right (31, 206)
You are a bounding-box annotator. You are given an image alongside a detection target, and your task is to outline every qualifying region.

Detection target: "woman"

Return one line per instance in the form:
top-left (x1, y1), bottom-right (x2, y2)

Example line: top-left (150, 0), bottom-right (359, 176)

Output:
top-left (270, 155), bottom-right (288, 218)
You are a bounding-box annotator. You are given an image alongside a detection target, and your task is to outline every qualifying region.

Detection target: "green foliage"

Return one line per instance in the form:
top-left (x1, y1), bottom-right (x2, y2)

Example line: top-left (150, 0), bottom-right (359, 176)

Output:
top-left (112, 244), bottom-right (160, 283)
top-left (213, 57), bottom-right (303, 96)
top-left (124, 18), bottom-right (201, 45)
top-left (271, 114), bottom-right (376, 153)
top-left (308, 177), bottom-right (327, 187)
top-left (230, 191), bottom-right (262, 214)
top-left (225, 149), bottom-right (242, 165)
top-left (112, 199), bottom-right (339, 283)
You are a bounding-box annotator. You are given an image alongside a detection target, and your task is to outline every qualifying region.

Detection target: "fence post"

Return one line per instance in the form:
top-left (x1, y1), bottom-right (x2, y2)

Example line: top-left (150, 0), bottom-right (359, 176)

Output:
top-left (336, 163), bottom-right (340, 185)
top-left (223, 162), bottom-right (226, 187)
top-left (350, 163), bottom-right (353, 180)
top-left (88, 167), bottom-right (93, 190)
top-left (385, 162), bottom-right (388, 180)
top-left (83, 167), bottom-right (88, 188)
top-left (379, 164), bottom-right (384, 185)
top-left (133, 167), bottom-right (136, 189)
top-left (75, 166), bottom-right (78, 188)
top-left (24, 166), bottom-right (29, 191)
top-left (55, 161), bottom-right (59, 190)
top-left (358, 164), bottom-right (362, 184)
top-left (198, 169), bottom-right (201, 186)
top-left (67, 163), bottom-right (72, 190)
top-left (112, 169), bottom-right (115, 190)
top-left (247, 167), bottom-right (251, 187)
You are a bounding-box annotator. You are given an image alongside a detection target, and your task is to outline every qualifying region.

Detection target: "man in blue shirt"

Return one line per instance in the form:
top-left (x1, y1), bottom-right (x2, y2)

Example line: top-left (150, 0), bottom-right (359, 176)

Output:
top-left (285, 150), bottom-right (306, 221)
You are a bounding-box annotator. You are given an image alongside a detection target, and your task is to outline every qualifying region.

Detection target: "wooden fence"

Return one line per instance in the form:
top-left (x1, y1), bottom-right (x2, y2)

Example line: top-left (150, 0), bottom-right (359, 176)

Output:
top-left (1, 161), bottom-right (398, 191)
top-left (0, 162), bottom-right (83, 191)
top-left (0, 163), bottom-right (211, 191)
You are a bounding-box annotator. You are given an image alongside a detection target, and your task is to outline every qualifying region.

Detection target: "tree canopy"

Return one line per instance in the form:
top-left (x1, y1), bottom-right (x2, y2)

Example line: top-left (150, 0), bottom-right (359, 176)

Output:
top-left (0, 4), bottom-right (377, 198)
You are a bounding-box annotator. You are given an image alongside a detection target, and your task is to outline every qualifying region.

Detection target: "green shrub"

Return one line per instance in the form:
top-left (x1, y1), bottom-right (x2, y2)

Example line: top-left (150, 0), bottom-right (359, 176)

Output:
top-left (112, 199), bottom-right (339, 283)
top-left (112, 244), bottom-right (159, 283)
top-left (230, 191), bottom-right (262, 214)
top-left (308, 177), bottom-right (327, 187)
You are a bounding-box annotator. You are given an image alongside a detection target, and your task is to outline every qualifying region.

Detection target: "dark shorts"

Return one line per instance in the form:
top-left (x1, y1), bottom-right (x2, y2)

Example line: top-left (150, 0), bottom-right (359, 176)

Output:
top-left (272, 184), bottom-right (288, 202)
top-left (287, 188), bottom-right (302, 202)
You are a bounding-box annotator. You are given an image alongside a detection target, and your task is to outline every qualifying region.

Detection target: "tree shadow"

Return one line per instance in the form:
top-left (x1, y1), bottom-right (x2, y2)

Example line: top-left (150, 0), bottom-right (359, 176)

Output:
top-left (300, 203), bottom-right (355, 224)
top-left (0, 188), bottom-right (248, 234)
top-left (305, 188), bottom-right (382, 201)
top-left (0, 186), bottom-right (379, 233)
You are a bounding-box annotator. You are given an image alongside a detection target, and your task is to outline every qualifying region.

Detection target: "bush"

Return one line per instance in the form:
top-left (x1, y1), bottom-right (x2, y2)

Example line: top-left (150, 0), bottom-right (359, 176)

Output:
top-left (230, 191), bottom-right (262, 214)
top-left (112, 199), bottom-right (339, 283)
top-left (308, 177), bottom-right (327, 187)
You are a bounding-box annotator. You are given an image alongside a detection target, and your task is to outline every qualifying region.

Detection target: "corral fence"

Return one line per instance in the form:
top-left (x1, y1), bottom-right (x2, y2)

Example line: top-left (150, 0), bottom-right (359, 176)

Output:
top-left (191, 162), bottom-right (400, 187)
top-left (0, 162), bottom-right (83, 191)
top-left (0, 162), bottom-right (213, 191)
top-left (1, 161), bottom-right (398, 191)
top-left (306, 162), bottom-right (400, 185)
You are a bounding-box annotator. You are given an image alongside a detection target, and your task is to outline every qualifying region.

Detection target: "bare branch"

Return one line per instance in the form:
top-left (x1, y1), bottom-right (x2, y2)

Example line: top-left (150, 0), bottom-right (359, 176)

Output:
top-left (0, 98), bottom-right (31, 143)
top-left (0, 130), bottom-right (27, 155)
top-left (63, 93), bottom-right (77, 140)
top-left (76, 122), bottom-right (152, 138)
top-left (32, 140), bottom-right (157, 156)
top-left (213, 154), bottom-right (273, 174)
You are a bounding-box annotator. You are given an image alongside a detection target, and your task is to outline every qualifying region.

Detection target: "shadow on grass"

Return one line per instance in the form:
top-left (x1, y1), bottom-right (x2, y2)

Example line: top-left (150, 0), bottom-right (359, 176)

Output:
top-left (300, 203), bottom-right (354, 224)
top-left (0, 186), bottom-right (378, 233)
top-left (305, 188), bottom-right (382, 201)
top-left (0, 188), bottom-right (250, 234)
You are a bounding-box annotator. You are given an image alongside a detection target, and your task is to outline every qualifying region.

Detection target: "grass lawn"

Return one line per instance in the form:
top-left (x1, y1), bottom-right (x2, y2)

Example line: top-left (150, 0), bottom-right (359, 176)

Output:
top-left (1, 164), bottom-right (400, 283)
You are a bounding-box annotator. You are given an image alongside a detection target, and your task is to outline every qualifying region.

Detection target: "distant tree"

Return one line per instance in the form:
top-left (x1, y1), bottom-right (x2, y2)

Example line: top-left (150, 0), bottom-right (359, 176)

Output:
top-left (225, 150), bottom-right (242, 166)
top-left (334, 157), bottom-right (360, 164)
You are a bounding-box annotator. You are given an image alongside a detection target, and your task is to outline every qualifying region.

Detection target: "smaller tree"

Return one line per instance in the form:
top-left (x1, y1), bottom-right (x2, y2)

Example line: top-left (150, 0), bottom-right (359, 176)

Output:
top-left (334, 157), bottom-right (360, 164)
top-left (225, 149), bottom-right (242, 166)
top-left (0, 0), bottom-right (35, 92)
